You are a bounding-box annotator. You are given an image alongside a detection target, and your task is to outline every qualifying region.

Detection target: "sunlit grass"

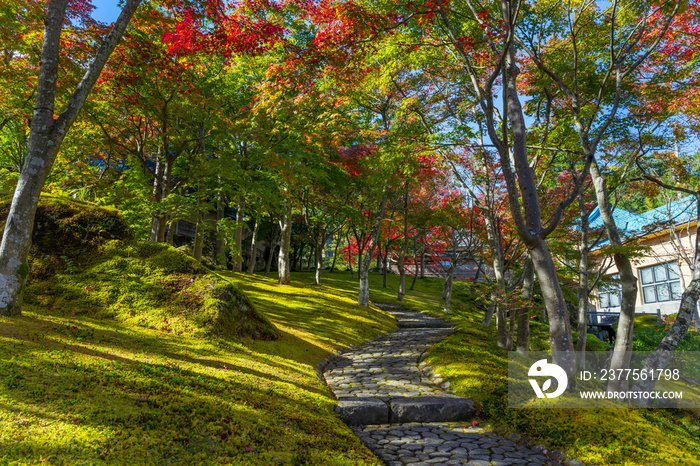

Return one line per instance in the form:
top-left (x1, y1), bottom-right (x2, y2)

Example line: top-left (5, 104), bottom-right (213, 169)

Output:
top-left (1, 270), bottom-right (435, 465)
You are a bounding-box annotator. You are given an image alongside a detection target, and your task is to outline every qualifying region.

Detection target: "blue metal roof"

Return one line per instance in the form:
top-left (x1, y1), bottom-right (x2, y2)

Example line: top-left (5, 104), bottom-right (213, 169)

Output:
top-left (589, 195), bottom-right (697, 245)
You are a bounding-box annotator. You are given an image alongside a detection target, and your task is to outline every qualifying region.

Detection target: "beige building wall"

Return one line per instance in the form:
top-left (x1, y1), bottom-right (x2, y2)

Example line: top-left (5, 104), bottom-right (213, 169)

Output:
top-left (594, 222), bottom-right (697, 316)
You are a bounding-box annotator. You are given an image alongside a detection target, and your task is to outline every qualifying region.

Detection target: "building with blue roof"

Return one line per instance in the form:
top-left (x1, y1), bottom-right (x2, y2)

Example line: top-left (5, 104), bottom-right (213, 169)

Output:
top-left (592, 194), bottom-right (698, 317)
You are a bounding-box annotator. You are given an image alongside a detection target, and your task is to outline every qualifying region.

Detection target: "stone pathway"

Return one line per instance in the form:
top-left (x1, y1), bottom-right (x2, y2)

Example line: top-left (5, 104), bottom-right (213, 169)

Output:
top-left (353, 424), bottom-right (559, 466)
top-left (321, 304), bottom-right (566, 466)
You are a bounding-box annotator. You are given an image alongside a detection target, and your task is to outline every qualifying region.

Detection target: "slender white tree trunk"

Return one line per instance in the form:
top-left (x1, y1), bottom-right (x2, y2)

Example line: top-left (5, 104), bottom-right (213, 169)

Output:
top-left (247, 216), bottom-right (259, 274)
top-left (576, 193), bottom-right (590, 367)
top-left (278, 199), bottom-right (293, 285)
top-left (314, 233), bottom-right (325, 285)
top-left (443, 260), bottom-right (457, 313)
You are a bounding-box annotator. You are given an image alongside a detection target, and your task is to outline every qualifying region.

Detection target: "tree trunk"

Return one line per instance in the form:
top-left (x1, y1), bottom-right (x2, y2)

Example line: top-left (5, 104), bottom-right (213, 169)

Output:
top-left (150, 97), bottom-right (175, 243)
top-left (314, 231), bottom-right (325, 285)
top-left (398, 187), bottom-right (410, 301)
top-left (529, 239), bottom-right (576, 377)
top-left (443, 260), bottom-right (457, 312)
top-left (147, 146), bottom-right (163, 241)
top-left (498, 21), bottom-right (574, 376)
top-left (247, 216), bottom-right (259, 274)
top-left (376, 241), bottom-right (382, 270)
top-left (330, 234), bottom-right (340, 272)
top-left (576, 193), bottom-right (590, 367)
top-left (278, 199), bottom-right (293, 285)
top-left (482, 208), bottom-right (507, 348)
top-left (356, 244), bottom-right (362, 278)
top-left (496, 302), bottom-right (509, 348)
top-left (482, 300), bottom-right (496, 327)
top-left (410, 235), bottom-right (419, 290)
top-left (233, 200), bottom-right (245, 272)
top-left (358, 189), bottom-right (389, 307)
top-left (266, 245), bottom-right (276, 274)
top-left (193, 219), bottom-right (204, 262)
top-left (506, 307), bottom-right (517, 351)
top-left (516, 255), bottom-right (534, 354)
top-left (442, 238), bottom-right (458, 299)
top-left (149, 153), bottom-right (171, 242)
top-left (589, 161), bottom-right (637, 391)
top-left (165, 217), bottom-right (175, 245)
top-left (215, 190), bottom-right (227, 268)
top-left (0, 0), bottom-right (142, 315)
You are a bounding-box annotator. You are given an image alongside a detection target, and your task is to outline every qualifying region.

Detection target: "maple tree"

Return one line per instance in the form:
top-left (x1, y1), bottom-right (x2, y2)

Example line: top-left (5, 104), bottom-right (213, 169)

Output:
top-left (0, 0), bottom-right (143, 315)
top-left (92, 6), bottom-right (212, 242)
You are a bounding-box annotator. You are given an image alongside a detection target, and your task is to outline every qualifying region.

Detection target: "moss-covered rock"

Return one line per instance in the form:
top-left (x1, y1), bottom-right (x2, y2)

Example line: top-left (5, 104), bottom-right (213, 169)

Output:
top-left (0, 194), bottom-right (134, 259)
top-left (5, 195), bottom-right (278, 341)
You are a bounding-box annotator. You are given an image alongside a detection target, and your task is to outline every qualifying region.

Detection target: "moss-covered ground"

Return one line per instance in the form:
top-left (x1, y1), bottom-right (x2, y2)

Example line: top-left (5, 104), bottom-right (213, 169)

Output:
top-left (1, 257), bottom-right (461, 465)
top-left (0, 196), bottom-right (444, 464)
top-left (421, 282), bottom-right (700, 466)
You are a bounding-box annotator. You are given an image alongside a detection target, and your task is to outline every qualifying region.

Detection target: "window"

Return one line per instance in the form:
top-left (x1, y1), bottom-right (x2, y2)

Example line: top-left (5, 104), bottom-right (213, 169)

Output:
top-left (640, 262), bottom-right (682, 304)
top-left (599, 274), bottom-right (621, 308)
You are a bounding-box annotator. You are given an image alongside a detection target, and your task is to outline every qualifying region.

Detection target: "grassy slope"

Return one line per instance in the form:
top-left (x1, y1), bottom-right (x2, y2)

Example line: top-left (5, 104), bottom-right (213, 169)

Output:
top-left (1, 269), bottom-right (455, 465)
top-left (421, 283), bottom-right (700, 466)
top-left (4, 217), bottom-right (699, 466)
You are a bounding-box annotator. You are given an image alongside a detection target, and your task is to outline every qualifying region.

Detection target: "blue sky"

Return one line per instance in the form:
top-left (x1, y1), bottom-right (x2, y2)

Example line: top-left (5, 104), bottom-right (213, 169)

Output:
top-left (91, 1), bottom-right (123, 23)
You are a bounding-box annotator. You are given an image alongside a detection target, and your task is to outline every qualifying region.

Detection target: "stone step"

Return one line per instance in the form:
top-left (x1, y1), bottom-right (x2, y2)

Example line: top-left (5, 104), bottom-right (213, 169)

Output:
top-left (336, 396), bottom-right (475, 426)
top-left (375, 304), bottom-right (454, 329)
top-left (395, 318), bottom-right (453, 329)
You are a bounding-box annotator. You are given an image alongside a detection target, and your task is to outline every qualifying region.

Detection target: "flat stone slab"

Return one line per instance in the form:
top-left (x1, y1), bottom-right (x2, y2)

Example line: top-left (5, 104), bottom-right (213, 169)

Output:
top-left (381, 306), bottom-right (454, 329)
top-left (390, 396), bottom-right (475, 423)
top-left (353, 423), bottom-right (565, 466)
top-left (336, 397), bottom-right (389, 425)
top-left (395, 318), bottom-right (453, 329)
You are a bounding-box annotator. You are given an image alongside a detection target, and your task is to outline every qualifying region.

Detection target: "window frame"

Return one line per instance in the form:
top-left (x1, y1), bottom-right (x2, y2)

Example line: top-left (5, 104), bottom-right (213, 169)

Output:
top-left (598, 273), bottom-right (621, 309)
top-left (640, 261), bottom-right (682, 304)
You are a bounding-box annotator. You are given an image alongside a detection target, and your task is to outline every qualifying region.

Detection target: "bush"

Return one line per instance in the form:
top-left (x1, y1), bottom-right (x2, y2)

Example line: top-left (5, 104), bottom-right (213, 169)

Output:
top-left (633, 327), bottom-right (700, 351)
top-left (586, 333), bottom-right (611, 351)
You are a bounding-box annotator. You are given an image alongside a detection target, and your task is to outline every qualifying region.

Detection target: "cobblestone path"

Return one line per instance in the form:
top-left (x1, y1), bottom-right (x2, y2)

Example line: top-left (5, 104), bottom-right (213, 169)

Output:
top-left (321, 304), bottom-right (566, 466)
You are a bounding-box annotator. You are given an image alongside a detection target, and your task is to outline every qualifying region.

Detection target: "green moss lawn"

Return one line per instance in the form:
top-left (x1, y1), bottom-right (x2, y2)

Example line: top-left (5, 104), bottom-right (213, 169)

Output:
top-left (1, 247), bottom-right (457, 466)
